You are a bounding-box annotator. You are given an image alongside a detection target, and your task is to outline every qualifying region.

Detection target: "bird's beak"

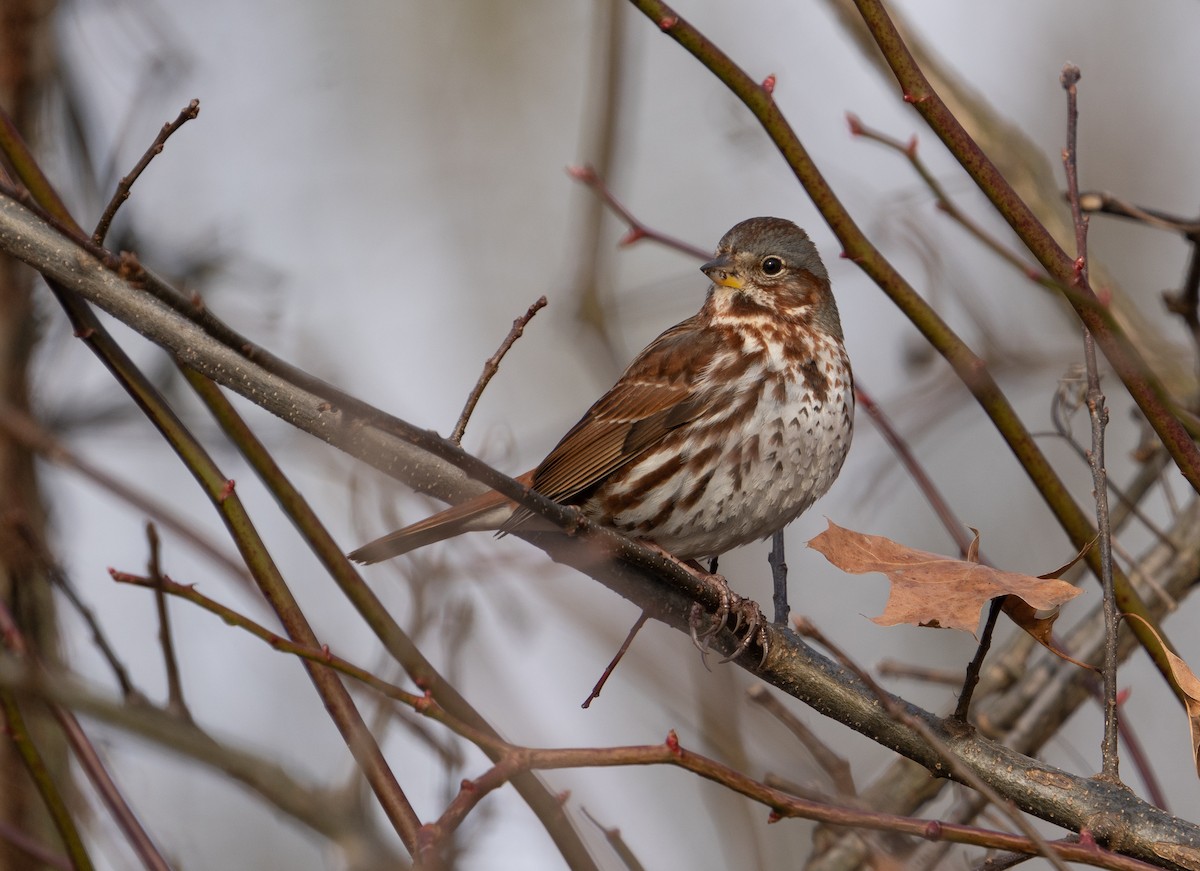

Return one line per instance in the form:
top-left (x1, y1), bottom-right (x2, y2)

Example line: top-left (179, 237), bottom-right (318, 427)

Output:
top-left (701, 253), bottom-right (744, 289)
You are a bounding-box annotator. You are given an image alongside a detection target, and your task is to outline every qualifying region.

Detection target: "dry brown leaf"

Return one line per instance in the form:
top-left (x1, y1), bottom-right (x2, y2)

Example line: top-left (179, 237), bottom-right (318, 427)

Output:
top-left (1126, 614), bottom-right (1200, 778)
top-left (808, 521), bottom-right (1082, 636)
top-left (1001, 597), bottom-right (1094, 670)
top-left (1008, 536), bottom-right (1096, 667)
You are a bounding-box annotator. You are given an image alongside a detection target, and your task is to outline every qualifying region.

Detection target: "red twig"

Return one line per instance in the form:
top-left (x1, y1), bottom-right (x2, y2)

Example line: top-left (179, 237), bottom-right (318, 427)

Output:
top-left (93, 99), bottom-right (200, 245)
top-left (566, 164), bottom-right (711, 259)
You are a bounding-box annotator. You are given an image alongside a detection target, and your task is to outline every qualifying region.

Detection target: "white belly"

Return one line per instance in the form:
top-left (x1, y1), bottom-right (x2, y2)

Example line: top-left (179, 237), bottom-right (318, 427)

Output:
top-left (600, 339), bottom-right (854, 559)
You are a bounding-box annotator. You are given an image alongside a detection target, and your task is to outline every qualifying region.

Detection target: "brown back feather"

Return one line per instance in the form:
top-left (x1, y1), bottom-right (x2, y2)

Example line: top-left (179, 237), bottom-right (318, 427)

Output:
top-left (529, 314), bottom-right (721, 506)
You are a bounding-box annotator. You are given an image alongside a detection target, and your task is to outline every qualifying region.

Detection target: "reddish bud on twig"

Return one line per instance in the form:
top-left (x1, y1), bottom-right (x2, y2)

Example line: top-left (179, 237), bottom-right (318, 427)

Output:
top-left (619, 227), bottom-right (647, 246)
top-left (665, 730), bottom-right (682, 755)
top-left (415, 690), bottom-right (433, 713)
top-left (1078, 828), bottom-right (1098, 849)
top-left (73, 326), bottom-right (96, 339)
top-left (658, 15), bottom-right (678, 30)
top-left (218, 479), bottom-right (236, 502)
top-left (556, 790), bottom-right (571, 806)
top-left (923, 820), bottom-right (943, 840)
top-left (761, 74), bottom-right (776, 94)
top-left (905, 135), bottom-right (919, 158)
top-left (566, 164), bottom-right (595, 182)
top-left (846, 113), bottom-right (863, 136)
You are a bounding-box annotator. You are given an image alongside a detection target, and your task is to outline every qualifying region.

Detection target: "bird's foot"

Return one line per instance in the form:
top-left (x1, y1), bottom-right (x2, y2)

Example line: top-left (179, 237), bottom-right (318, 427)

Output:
top-left (686, 570), bottom-right (769, 670)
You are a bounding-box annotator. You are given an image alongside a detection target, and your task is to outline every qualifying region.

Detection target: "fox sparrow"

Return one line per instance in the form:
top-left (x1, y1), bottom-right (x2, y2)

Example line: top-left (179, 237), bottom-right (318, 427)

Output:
top-left (351, 217), bottom-right (853, 574)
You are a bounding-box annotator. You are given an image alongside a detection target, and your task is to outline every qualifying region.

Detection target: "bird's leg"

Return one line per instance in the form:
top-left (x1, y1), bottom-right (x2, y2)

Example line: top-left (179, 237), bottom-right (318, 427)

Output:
top-left (769, 531), bottom-right (789, 624)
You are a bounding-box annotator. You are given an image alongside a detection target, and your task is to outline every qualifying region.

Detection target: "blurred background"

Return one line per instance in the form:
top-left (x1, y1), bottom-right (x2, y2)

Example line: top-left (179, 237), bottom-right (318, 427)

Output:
top-left (9, 0), bottom-right (1200, 867)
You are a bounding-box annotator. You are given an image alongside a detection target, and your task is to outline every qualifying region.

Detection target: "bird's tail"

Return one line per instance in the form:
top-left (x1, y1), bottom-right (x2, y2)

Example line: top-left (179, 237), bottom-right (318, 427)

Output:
top-left (348, 472), bottom-right (532, 564)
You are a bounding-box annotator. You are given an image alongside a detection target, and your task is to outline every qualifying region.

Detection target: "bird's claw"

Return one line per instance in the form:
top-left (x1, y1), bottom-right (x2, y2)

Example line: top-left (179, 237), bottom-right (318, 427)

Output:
top-left (719, 595), bottom-right (769, 668)
top-left (687, 572), bottom-right (769, 670)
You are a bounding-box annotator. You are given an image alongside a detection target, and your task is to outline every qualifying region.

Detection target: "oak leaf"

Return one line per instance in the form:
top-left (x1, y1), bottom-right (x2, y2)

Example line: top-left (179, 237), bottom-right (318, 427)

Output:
top-left (808, 522), bottom-right (1082, 636)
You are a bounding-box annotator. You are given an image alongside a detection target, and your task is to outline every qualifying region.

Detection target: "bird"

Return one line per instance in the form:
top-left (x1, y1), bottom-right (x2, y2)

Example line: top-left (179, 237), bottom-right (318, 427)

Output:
top-left (350, 216), bottom-right (853, 569)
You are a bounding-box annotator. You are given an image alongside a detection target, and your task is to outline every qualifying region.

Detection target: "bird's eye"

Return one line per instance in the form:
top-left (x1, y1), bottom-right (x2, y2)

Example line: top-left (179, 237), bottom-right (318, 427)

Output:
top-left (761, 256), bottom-right (784, 276)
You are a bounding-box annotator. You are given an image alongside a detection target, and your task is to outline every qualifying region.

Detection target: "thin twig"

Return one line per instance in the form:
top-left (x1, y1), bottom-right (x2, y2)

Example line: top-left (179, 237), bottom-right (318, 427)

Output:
top-left (146, 523), bottom-right (191, 721)
top-left (1077, 191), bottom-right (1200, 236)
top-left (92, 99), bottom-right (200, 244)
top-left (566, 164), bottom-right (711, 259)
top-left (1077, 189), bottom-right (1200, 373)
top-left (580, 806), bottom-right (648, 871)
top-left (1061, 64), bottom-right (1120, 783)
top-left (452, 295), bottom-right (547, 443)
top-left (976, 849), bottom-right (1040, 871)
top-left (4, 515), bottom-right (145, 701)
top-left (876, 660), bottom-right (962, 686)
top-left (855, 387), bottom-right (974, 558)
top-left (953, 596), bottom-right (1004, 722)
top-left (582, 611), bottom-right (649, 708)
top-left (51, 572), bottom-right (142, 701)
top-left (848, 114), bottom-right (1061, 295)
top-left (1165, 241), bottom-right (1200, 381)
top-left (1048, 371), bottom-right (1175, 553)
top-left (53, 707), bottom-right (174, 871)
